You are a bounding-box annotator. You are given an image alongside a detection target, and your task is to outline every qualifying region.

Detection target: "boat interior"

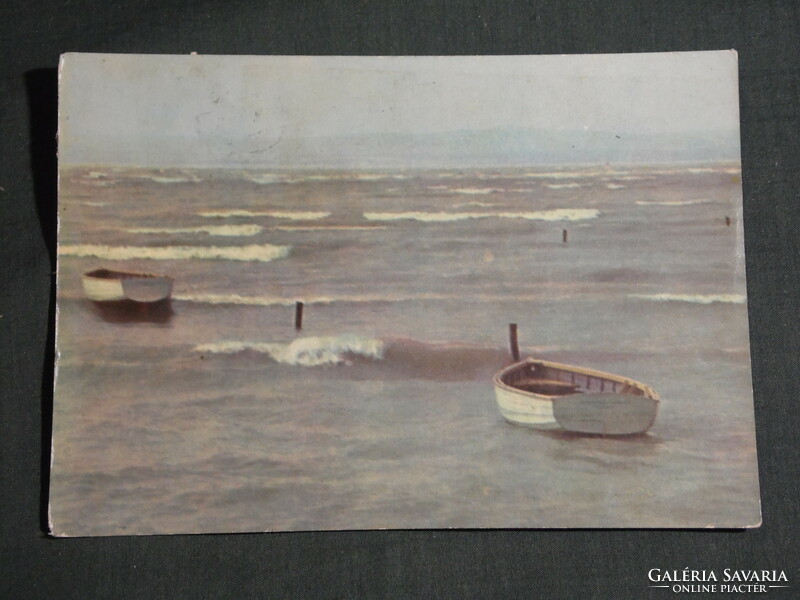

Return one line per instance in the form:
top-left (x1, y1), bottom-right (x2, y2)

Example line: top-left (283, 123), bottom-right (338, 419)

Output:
top-left (85, 268), bottom-right (162, 280)
top-left (501, 360), bottom-right (646, 397)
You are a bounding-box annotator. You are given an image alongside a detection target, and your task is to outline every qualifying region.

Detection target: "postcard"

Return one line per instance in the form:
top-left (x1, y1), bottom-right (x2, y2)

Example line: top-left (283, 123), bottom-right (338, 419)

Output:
top-left (51, 52), bottom-right (759, 535)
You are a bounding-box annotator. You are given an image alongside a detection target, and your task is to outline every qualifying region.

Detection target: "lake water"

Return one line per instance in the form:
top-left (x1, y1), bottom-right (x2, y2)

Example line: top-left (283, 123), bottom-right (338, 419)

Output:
top-left (50, 164), bottom-right (760, 535)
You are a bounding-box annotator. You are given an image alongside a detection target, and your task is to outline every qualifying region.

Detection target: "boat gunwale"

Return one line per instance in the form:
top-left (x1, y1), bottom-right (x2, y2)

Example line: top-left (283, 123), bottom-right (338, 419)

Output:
top-left (493, 357), bottom-right (659, 402)
top-left (82, 268), bottom-right (173, 282)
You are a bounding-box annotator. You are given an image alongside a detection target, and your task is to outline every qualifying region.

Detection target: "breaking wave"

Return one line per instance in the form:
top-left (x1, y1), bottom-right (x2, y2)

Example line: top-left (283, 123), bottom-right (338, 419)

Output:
top-left (353, 173), bottom-right (409, 181)
top-left (543, 183), bottom-right (586, 189)
top-left (243, 172), bottom-right (409, 184)
top-left (194, 334), bottom-right (384, 367)
top-left (174, 292), bottom-right (453, 307)
top-left (431, 186), bottom-right (534, 195)
top-left (58, 243), bottom-right (290, 262)
top-left (362, 209), bottom-right (600, 223)
top-left (521, 165), bottom-right (740, 179)
top-left (452, 201), bottom-right (499, 208)
top-left (127, 225), bottom-right (263, 237)
top-left (524, 170), bottom-right (608, 179)
top-left (148, 176), bottom-right (195, 184)
top-left (606, 183), bottom-right (626, 190)
top-left (176, 293), bottom-right (297, 306)
top-left (135, 173), bottom-right (200, 184)
top-left (451, 187), bottom-right (498, 195)
top-left (274, 225), bottom-right (388, 232)
top-left (172, 290), bottom-right (580, 308)
top-left (192, 336), bottom-right (513, 379)
top-left (273, 225), bottom-right (387, 231)
top-left (629, 293), bottom-right (746, 304)
top-left (635, 199), bottom-right (710, 206)
top-left (200, 210), bottom-right (331, 220)
top-left (245, 174), bottom-right (285, 184)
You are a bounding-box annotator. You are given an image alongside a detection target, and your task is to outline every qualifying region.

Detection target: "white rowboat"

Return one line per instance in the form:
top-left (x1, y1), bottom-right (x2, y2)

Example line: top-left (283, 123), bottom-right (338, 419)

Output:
top-left (493, 357), bottom-right (658, 435)
top-left (82, 268), bottom-right (173, 303)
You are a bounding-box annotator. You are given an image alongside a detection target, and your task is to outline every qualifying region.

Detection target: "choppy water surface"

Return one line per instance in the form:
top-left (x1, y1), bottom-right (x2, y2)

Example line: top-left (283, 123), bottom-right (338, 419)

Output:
top-left (51, 164), bottom-right (760, 534)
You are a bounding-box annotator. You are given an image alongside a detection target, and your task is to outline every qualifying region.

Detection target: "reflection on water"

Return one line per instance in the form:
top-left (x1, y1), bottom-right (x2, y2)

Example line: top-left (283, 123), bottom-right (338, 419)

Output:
top-left (88, 299), bottom-right (174, 324)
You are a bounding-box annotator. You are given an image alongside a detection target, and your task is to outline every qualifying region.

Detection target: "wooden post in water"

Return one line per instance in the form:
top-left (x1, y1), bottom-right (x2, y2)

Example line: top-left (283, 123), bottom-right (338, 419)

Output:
top-left (509, 323), bottom-right (520, 362)
top-left (725, 216), bottom-right (732, 227)
top-left (562, 229), bottom-right (568, 244)
top-left (295, 301), bottom-right (304, 330)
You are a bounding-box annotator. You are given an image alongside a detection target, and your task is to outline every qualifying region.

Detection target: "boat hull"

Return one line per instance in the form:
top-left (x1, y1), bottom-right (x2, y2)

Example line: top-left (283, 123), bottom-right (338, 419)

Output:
top-left (82, 274), bottom-right (127, 302)
top-left (121, 277), bottom-right (173, 302)
top-left (82, 269), bottom-right (173, 303)
top-left (552, 393), bottom-right (659, 435)
top-left (494, 383), bottom-right (562, 429)
top-left (493, 358), bottom-right (658, 435)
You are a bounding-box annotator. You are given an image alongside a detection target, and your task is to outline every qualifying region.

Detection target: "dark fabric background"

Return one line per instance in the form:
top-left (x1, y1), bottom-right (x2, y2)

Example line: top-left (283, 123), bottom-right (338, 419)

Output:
top-left (2, 2), bottom-right (798, 597)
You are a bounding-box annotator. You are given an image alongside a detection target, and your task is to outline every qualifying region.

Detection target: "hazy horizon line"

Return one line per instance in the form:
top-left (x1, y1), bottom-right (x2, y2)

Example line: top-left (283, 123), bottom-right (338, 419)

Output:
top-left (60, 158), bottom-right (742, 170)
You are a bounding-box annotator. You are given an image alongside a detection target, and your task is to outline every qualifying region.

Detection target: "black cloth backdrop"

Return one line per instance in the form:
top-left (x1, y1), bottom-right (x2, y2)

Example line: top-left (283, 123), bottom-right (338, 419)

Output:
top-left (2, 1), bottom-right (798, 597)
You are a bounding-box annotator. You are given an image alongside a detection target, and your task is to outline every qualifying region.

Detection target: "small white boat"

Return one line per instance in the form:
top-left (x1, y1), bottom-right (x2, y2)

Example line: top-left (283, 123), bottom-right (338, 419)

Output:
top-left (493, 357), bottom-right (659, 435)
top-left (81, 268), bottom-right (173, 303)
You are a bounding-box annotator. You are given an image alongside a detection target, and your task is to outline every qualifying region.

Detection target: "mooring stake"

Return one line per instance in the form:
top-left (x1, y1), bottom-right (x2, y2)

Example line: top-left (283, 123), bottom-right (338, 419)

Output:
top-left (725, 216), bottom-right (732, 227)
top-left (562, 229), bottom-right (568, 243)
top-left (295, 301), bottom-right (304, 330)
top-left (509, 323), bottom-right (520, 362)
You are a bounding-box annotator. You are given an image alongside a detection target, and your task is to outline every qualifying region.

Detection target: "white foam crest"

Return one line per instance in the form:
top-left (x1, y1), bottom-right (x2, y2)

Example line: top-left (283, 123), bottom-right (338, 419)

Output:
top-left (524, 170), bottom-right (616, 179)
top-left (174, 292), bottom-right (451, 307)
top-left (295, 173), bottom-right (360, 182)
top-left (152, 177), bottom-right (193, 183)
top-left (243, 172), bottom-right (408, 184)
top-left (58, 243), bottom-right (290, 262)
top-left (200, 210), bottom-right (331, 220)
top-left (544, 182), bottom-right (586, 189)
top-left (128, 225), bottom-right (263, 237)
top-left (194, 334), bottom-right (384, 367)
top-left (245, 174), bottom-right (285, 184)
top-left (83, 201), bottom-right (109, 207)
top-left (363, 209), bottom-right (600, 223)
top-left (175, 293), bottom-right (297, 306)
top-left (606, 183), bottom-right (626, 190)
top-left (432, 185), bottom-right (533, 194)
top-left (137, 174), bottom-right (199, 184)
top-left (452, 187), bottom-right (497, 195)
top-left (453, 201), bottom-right (498, 208)
top-left (635, 199), bottom-right (710, 206)
top-left (629, 293), bottom-right (746, 305)
top-left (643, 166), bottom-right (740, 176)
top-left (274, 225), bottom-right (388, 231)
top-left (354, 173), bottom-right (408, 181)
top-left (523, 165), bottom-right (740, 179)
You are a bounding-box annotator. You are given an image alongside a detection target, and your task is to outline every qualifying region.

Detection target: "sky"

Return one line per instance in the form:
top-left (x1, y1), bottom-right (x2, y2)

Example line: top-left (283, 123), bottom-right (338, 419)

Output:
top-left (58, 52), bottom-right (741, 167)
